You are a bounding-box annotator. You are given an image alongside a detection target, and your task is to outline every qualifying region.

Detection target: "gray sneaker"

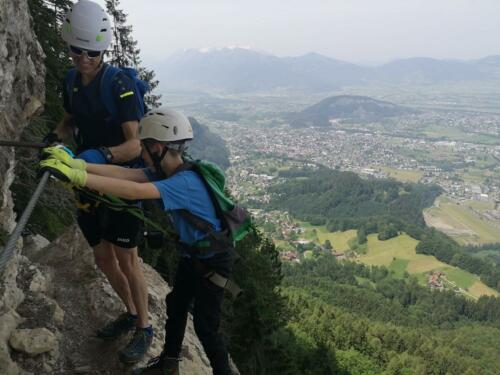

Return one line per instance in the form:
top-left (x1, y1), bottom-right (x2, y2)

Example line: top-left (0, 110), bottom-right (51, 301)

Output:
top-left (119, 328), bottom-right (153, 364)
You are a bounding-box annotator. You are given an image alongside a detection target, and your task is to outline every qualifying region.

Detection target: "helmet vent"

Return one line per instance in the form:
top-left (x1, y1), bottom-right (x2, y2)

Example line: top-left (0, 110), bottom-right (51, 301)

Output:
top-left (100, 28), bottom-right (107, 32)
top-left (103, 18), bottom-right (108, 21)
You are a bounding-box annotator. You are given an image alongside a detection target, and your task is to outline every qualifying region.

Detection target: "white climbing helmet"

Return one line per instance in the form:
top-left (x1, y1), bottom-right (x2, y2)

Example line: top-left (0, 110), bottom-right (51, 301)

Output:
top-left (139, 108), bottom-right (194, 144)
top-left (61, 0), bottom-right (112, 51)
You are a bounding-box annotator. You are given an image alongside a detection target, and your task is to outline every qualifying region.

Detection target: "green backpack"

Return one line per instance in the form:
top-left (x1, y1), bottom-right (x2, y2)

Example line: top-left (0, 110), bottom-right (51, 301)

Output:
top-left (175, 159), bottom-right (252, 252)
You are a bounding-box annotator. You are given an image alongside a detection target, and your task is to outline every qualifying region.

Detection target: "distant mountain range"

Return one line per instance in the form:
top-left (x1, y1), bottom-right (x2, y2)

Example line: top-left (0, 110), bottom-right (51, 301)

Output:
top-left (289, 95), bottom-right (415, 127)
top-left (153, 48), bottom-right (500, 92)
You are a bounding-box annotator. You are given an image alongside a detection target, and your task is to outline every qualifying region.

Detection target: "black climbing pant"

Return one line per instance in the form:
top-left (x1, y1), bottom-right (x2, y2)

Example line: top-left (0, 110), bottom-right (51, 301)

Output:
top-left (164, 252), bottom-right (234, 375)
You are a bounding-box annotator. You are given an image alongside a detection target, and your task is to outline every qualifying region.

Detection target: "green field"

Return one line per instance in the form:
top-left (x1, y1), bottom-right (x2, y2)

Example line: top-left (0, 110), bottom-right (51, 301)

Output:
top-left (297, 221), bottom-right (357, 252)
top-left (423, 125), bottom-right (500, 145)
top-left (359, 233), bottom-right (498, 299)
top-left (443, 268), bottom-right (476, 289)
top-left (360, 234), bottom-right (444, 273)
top-left (469, 281), bottom-right (498, 297)
top-left (424, 198), bottom-right (500, 245)
top-left (379, 167), bottom-right (424, 183)
top-left (273, 239), bottom-right (295, 251)
top-left (464, 200), bottom-right (496, 211)
top-left (293, 224), bottom-right (498, 299)
top-left (388, 258), bottom-right (410, 277)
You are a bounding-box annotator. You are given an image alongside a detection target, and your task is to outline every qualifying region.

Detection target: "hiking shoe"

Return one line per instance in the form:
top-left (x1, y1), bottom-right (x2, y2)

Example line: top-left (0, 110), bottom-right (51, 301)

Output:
top-left (96, 312), bottom-right (137, 340)
top-left (131, 355), bottom-right (180, 375)
top-left (119, 327), bottom-right (153, 364)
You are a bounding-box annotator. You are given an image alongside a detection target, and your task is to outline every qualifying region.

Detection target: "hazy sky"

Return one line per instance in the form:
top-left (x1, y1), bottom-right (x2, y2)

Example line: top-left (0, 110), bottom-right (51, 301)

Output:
top-left (94, 0), bottom-right (500, 64)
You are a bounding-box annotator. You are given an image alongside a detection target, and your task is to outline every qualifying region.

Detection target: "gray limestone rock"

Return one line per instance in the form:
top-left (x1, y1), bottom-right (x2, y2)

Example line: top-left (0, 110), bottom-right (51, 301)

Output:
top-left (0, 0), bottom-right (47, 370)
top-left (0, 0), bottom-right (44, 231)
top-left (9, 328), bottom-right (58, 356)
top-left (22, 235), bottom-right (50, 259)
top-left (28, 270), bottom-right (48, 294)
top-left (0, 311), bottom-right (23, 374)
top-left (46, 298), bottom-right (65, 327)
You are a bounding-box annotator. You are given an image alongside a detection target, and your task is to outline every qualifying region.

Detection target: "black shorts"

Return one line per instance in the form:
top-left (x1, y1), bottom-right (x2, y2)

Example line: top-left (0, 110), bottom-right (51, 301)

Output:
top-left (77, 205), bottom-right (142, 249)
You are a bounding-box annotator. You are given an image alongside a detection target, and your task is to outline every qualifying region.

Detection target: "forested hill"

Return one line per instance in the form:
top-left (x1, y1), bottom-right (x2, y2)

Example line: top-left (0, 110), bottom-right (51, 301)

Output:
top-left (270, 168), bottom-right (441, 231)
top-left (188, 117), bottom-right (230, 169)
top-left (270, 168), bottom-right (500, 291)
top-left (289, 95), bottom-right (416, 127)
top-left (280, 255), bottom-right (500, 374)
top-left (266, 167), bottom-right (500, 373)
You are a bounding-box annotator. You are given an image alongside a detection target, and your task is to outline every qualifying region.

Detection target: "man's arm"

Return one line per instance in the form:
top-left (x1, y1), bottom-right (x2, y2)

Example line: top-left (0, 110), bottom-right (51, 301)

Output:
top-left (86, 173), bottom-right (160, 200)
top-left (86, 163), bottom-right (150, 182)
top-left (108, 120), bottom-right (141, 163)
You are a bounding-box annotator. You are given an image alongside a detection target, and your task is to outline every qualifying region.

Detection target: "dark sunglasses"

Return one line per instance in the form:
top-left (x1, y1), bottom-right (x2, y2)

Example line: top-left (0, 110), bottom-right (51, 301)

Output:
top-left (69, 45), bottom-right (102, 59)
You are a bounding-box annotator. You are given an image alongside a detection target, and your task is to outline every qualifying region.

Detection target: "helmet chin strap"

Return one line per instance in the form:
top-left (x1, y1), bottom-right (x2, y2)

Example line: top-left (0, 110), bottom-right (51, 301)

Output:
top-left (93, 52), bottom-right (105, 73)
top-left (145, 143), bottom-right (169, 179)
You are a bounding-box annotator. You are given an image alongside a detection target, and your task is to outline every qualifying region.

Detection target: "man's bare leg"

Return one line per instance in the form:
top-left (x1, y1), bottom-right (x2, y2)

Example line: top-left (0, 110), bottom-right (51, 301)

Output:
top-left (93, 241), bottom-right (137, 315)
top-left (115, 246), bottom-right (152, 364)
top-left (114, 246), bottom-right (149, 328)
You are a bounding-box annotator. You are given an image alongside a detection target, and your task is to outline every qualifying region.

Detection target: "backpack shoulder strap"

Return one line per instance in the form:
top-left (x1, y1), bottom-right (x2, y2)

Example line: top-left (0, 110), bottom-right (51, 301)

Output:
top-left (191, 162), bottom-right (231, 231)
top-left (64, 68), bottom-right (78, 113)
top-left (171, 162), bottom-right (214, 232)
top-left (171, 161), bottom-right (195, 175)
top-left (99, 64), bottom-right (121, 120)
top-left (172, 161), bottom-right (234, 249)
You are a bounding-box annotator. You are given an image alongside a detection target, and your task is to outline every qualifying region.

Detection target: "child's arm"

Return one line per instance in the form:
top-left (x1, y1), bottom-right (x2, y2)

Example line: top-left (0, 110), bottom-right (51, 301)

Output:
top-left (86, 163), bottom-right (150, 182)
top-left (39, 159), bottom-right (160, 200)
top-left (85, 173), bottom-right (160, 200)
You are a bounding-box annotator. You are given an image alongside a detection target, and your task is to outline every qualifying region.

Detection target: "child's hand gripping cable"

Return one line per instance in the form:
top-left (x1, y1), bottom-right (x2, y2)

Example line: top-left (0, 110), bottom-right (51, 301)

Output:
top-left (39, 158), bottom-right (87, 188)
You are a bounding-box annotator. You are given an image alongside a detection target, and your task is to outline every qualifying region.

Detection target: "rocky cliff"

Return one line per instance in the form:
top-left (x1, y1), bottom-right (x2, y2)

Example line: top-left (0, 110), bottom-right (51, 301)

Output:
top-left (3, 228), bottom-right (216, 374)
top-left (0, 0), bottom-right (44, 236)
top-left (0, 1), bottom-right (232, 374)
top-left (0, 0), bottom-right (45, 372)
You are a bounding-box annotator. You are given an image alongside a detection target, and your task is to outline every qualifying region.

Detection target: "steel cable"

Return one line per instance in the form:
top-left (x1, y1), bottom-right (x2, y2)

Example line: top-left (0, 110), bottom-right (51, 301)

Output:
top-left (0, 172), bottom-right (50, 277)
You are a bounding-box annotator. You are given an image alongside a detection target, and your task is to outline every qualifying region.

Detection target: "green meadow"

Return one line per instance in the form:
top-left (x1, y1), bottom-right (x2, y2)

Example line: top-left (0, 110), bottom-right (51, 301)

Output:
top-left (425, 198), bottom-right (500, 245)
top-left (294, 224), bottom-right (498, 299)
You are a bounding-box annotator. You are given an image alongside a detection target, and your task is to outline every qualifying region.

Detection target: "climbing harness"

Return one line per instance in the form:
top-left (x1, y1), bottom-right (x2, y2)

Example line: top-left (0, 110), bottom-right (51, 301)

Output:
top-left (73, 187), bottom-right (243, 298)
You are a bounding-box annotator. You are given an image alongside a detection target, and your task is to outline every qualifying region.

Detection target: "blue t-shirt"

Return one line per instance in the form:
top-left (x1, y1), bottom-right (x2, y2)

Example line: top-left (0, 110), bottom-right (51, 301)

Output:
top-left (145, 168), bottom-right (221, 257)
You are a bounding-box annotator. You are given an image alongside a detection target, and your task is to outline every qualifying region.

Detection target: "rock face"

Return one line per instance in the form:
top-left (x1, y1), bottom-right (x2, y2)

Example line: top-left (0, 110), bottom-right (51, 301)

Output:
top-left (0, 0), bottom-right (45, 373)
top-left (7, 228), bottom-right (214, 374)
top-left (0, 0), bottom-right (45, 232)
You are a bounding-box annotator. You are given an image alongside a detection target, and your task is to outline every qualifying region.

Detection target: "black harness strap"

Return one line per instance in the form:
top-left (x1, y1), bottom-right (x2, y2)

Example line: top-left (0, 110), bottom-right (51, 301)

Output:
top-left (171, 161), bottom-right (235, 253)
top-left (172, 161), bottom-right (242, 298)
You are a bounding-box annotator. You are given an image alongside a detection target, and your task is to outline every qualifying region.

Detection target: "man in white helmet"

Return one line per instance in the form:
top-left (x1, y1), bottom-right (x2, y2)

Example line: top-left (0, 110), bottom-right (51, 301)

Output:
top-left (40, 108), bottom-right (236, 375)
top-left (45, 0), bottom-right (152, 364)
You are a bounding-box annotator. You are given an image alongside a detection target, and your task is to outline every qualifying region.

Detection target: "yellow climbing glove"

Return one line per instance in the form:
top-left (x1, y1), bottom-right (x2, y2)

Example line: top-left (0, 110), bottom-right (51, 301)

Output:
top-left (39, 159), bottom-right (87, 187)
top-left (41, 146), bottom-right (86, 170)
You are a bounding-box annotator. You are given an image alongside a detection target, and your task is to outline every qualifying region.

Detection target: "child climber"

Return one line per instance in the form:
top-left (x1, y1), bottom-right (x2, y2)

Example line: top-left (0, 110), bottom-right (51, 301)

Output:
top-left (40, 108), bottom-right (236, 375)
